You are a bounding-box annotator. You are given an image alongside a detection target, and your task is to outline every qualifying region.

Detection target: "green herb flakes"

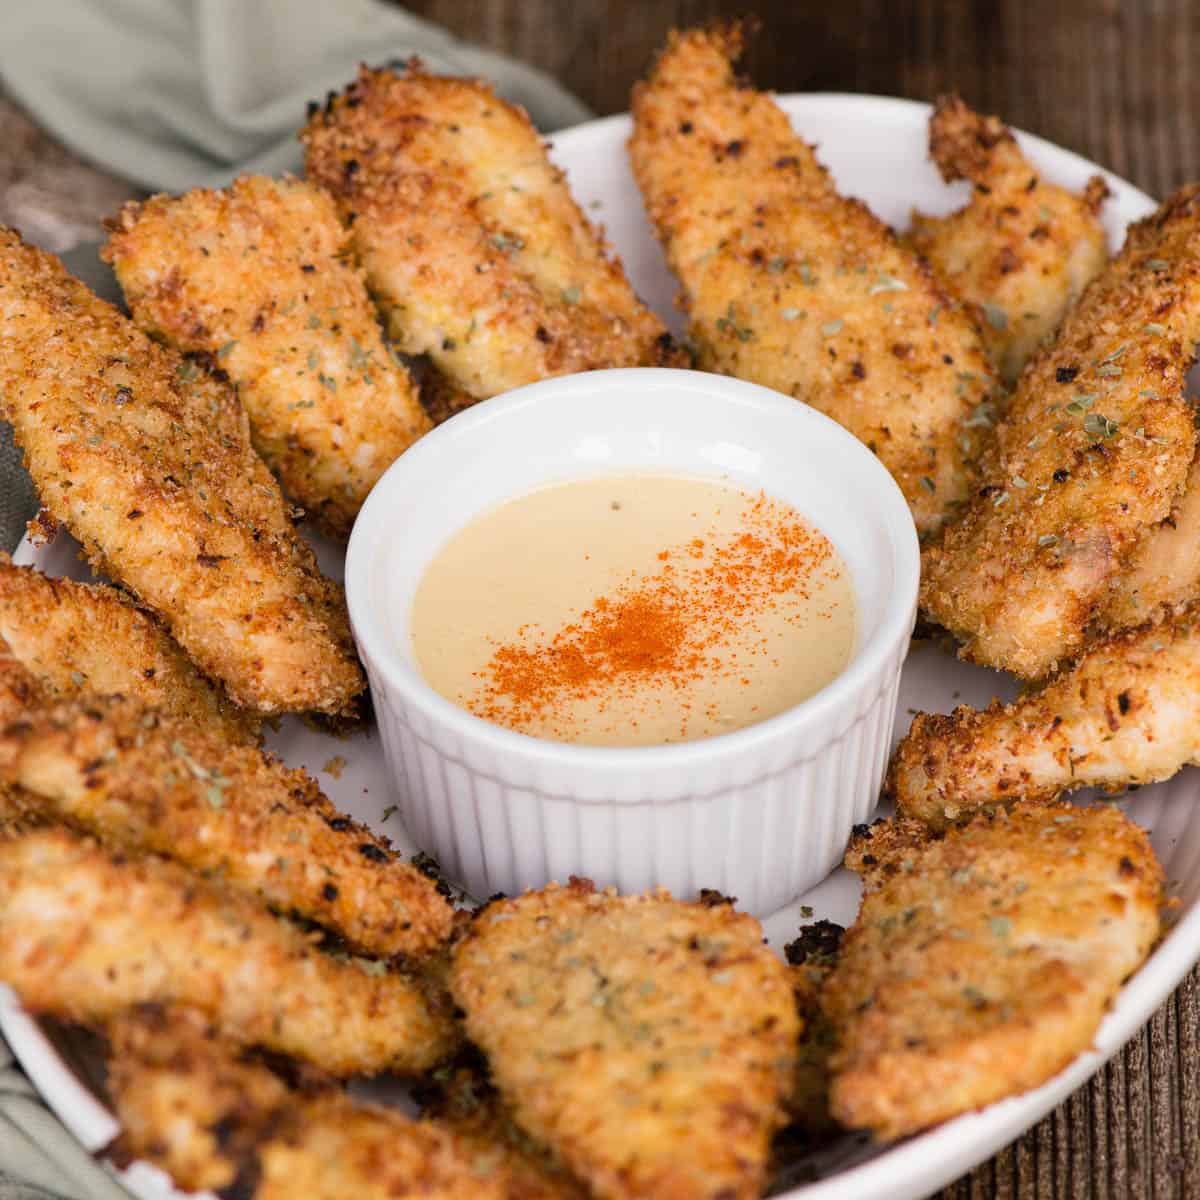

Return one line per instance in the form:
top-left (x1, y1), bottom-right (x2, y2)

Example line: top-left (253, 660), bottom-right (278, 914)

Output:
top-left (1143, 323), bottom-right (1167, 335)
top-left (821, 319), bottom-right (843, 337)
top-left (869, 273), bottom-right (908, 295)
top-left (1083, 412), bottom-right (1119, 438)
top-left (1038, 533), bottom-right (1060, 547)
top-left (562, 284), bottom-right (582, 304)
top-left (920, 475), bottom-right (936, 494)
top-left (781, 307), bottom-right (805, 320)
top-left (216, 340), bottom-right (237, 359)
top-left (767, 256), bottom-right (788, 274)
top-left (1146, 258), bottom-right (1170, 272)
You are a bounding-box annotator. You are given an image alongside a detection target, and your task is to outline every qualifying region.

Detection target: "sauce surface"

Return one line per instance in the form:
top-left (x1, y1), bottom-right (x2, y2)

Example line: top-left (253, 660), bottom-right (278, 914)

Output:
top-left (411, 475), bottom-right (855, 747)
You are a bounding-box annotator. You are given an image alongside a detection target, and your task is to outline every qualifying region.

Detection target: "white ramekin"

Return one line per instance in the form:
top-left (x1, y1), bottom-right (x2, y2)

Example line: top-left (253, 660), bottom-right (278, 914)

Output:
top-left (346, 368), bottom-right (918, 915)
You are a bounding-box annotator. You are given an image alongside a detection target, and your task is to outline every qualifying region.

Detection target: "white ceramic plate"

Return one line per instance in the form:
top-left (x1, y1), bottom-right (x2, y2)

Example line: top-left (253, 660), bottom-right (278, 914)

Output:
top-left (2, 95), bottom-right (1193, 1200)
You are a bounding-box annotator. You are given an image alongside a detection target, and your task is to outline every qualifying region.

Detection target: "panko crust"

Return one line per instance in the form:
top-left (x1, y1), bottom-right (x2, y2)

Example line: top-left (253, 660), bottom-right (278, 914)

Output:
top-left (920, 185), bottom-right (1200, 679)
top-left (825, 804), bottom-right (1163, 1139)
top-left (0, 829), bottom-right (460, 1077)
top-left (0, 665), bottom-right (454, 959)
top-left (0, 227), bottom-right (363, 715)
top-left (108, 1006), bottom-right (511, 1200)
top-left (0, 554), bottom-right (257, 743)
top-left (302, 64), bottom-right (681, 401)
top-left (909, 94), bottom-right (1110, 384)
top-left (629, 27), bottom-right (1000, 535)
top-left (889, 603), bottom-right (1200, 828)
top-left (103, 176), bottom-right (431, 539)
top-left (449, 880), bottom-right (798, 1200)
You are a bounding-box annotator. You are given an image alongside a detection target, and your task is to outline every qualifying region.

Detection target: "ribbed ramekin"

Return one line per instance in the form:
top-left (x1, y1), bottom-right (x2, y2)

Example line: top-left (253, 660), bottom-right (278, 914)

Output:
top-left (346, 368), bottom-right (918, 915)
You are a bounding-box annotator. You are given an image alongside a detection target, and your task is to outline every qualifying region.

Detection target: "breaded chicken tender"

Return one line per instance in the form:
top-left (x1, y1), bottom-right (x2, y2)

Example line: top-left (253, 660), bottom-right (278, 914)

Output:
top-left (910, 95), bottom-right (1110, 384)
top-left (302, 65), bottom-right (681, 401)
top-left (890, 605), bottom-right (1200, 827)
top-left (0, 829), bottom-right (458, 1076)
top-left (825, 804), bottom-right (1162, 1139)
top-left (108, 1006), bottom-right (511, 1200)
top-left (0, 668), bottom-right (453, 958)
top-left (449, 880), bottom-right (798, 1200)
top-left (1102, 456), bottom-right (1200, 628)
top-left (0, 554), bottom-right (256, 743)
top-left (108, 1006), bottom-right (292, 1193)
top-left (103, 177), bottom-right (431, 538)
top-left (629, 28), bottom-right (999, 535)
top-left (0, 229), bottom-right (363, 715)
top-left (920, 185), bottom-right (1200, 679)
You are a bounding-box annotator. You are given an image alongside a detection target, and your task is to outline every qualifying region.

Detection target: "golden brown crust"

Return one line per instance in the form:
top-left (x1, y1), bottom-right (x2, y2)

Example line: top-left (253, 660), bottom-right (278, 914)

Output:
top-left (103, 176), bottom-right (431, 539)
top-left (629, 28), bottom-right (999, 535)
top-left (825, 804), bottom-right (1162, 1139)
top-left (0, 554), bottom-right (257, 743)
top-left (889, 603), bottom-right (1200, 828)
top-left (910, 95), bottom-right (1110, 384)
top-left (108, 1006), bottom-right (292, 1192)
top-left (108, 1006), bottom-right (511, 1200)
top-left (0, 829), bottom-right (459, 1076)
top-left (0, 227), bottom-right (363, 715)
top-left (920, 185), bottom-right (1200, 679)
top-left (0, 666), bottom-right (454, 959)
top-left (449, 880), bottom-right (798, 1200)
top-left (302, 64), bottom-right (680, 401)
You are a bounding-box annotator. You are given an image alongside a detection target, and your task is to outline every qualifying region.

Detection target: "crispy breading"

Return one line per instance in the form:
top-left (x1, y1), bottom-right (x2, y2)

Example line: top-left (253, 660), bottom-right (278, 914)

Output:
top-left (302, 64), bottom-right (682, 401)
top-left (890, 605), bottom-right (1200, 828)
top-left (824, 804), bottom-right (1162, 1139)
top-left (0, 554), bottom-right (256, 743)
top-left (420, 1062), bottom-right (589, 1200)
top-left (0, 666), bottom-right (453, 958)
top-left (103, 176), bottom-right (431, 539)
top-left (108, 1006), bottom-right (293, 1192)
top-left (0, 227), bottom-right (363, 715)
top-left (629, 28), bottom-right (999, 535)
top-left (0, 829), bottom-right (459, 1076)
top-left (920, 185), bottom-right (1200, 679)
top-left (1102, 455), bottom-right (1200, 628)
top-left (449, 880), bottom-right (798, 1200)
top-left (108, 1006), bottom-right (511, 1200)
top-left (909, 95), bottom-right (1110, 384)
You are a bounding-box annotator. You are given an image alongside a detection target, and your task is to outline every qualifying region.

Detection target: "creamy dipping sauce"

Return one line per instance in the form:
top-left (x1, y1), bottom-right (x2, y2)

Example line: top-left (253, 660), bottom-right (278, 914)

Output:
top-left (411, 475), bottom-right (856, 747)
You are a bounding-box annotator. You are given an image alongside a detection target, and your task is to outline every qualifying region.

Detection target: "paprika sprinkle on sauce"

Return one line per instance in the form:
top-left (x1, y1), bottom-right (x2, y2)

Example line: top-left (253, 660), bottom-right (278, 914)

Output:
top-left (411, 474), bottom-right (856, 747)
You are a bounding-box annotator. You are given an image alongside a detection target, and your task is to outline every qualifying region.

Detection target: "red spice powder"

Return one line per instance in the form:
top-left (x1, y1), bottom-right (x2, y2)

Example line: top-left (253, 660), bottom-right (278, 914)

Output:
top-left (468, 493), bottom-right (834, 737)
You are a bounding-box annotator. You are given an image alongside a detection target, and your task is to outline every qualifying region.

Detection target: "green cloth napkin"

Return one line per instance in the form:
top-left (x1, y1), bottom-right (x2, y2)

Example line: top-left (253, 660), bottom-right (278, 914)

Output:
top-left (0, 4), bottom-right (590, 1196)
top-left (0, 0), bottom-right (590, 192)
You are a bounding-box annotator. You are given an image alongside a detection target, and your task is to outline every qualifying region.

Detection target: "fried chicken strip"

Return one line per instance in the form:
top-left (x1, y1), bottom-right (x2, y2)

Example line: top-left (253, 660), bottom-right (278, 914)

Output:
top-left (0, 829), bottom-right (459, 1076)
top-left (450, 880), bottom-right (798, 1200)
top-left (0, 554), bottom-right (256, 743)
top-left (825, 804), bottom-right (1162, 1139)
top-left (103, 177), bottom-right (431, 539)
top-left (107, 1006), bottom-right (511, 1200)
top-left (0, 228), bottom-right (363, 715)
top-left (920, 185), bottom-right (1200, 679)
top-left (629, 28), bottom-right (999, 535)
top-left (0, 664), bottom-right (453, 958)
top-left (1101, 455), bottom-right (1200, 628)
top-left (302, 64), bottom-right (681, 401)
top-left (890, 606), bottom-right (1200, 828)
top-left (909, 95), bottom-right (1110, 384)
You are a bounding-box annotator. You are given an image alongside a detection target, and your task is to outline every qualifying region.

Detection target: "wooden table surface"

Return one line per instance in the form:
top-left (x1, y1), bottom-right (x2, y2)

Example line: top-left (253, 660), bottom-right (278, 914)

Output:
top-left (1, 1), bottom-right (1197, 1196)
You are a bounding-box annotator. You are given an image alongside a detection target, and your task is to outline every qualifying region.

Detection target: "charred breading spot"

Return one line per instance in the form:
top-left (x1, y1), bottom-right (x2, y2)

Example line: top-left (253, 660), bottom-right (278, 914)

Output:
top-left (889, 604), bottom-right (1200, 827)
top-left (449, 882), bottom-right (798, 1200)
top-left (919, 184), bottom-right (1200, 681)
top-left (301, 64), bottom-right (676, 404)
top-left (103, 177), bottom-right (431, 540)
top-left (0, 227), bottom-right (363, 717)
top-left (909, 95), bottom-right (1110, 385)
top-left (630, 28), bottom-right (998, 536)
top-left (0, 829), bottom-right (460, 1077)
top-left (0, 677), bottom-right (454, 958)
top-left (824, 803), bottom-right (1163, 1140)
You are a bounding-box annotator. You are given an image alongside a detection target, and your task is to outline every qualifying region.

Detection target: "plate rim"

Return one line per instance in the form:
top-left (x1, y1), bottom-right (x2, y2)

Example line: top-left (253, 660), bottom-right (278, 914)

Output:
top-left (2, 92), bottom-right (1184, 1200)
